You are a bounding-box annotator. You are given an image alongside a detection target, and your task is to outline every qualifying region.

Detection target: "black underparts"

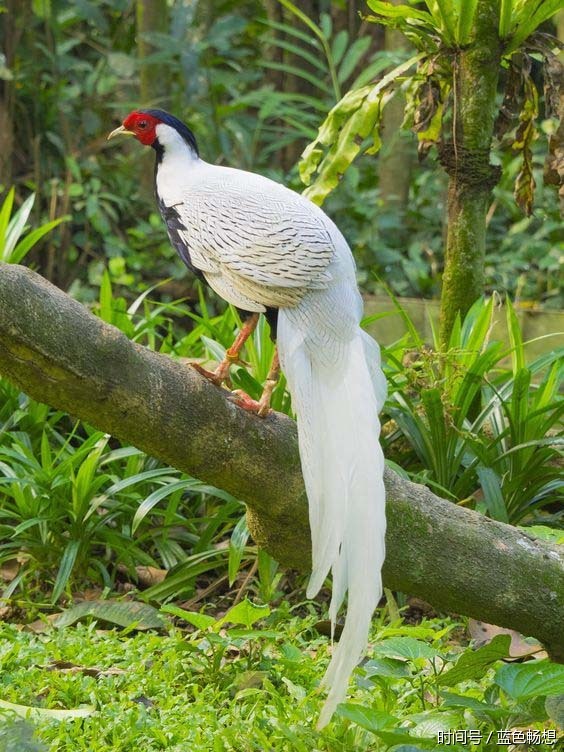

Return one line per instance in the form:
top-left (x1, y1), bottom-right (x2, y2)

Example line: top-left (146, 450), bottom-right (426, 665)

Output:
top-left (237, 306), bottom-right (278, 341)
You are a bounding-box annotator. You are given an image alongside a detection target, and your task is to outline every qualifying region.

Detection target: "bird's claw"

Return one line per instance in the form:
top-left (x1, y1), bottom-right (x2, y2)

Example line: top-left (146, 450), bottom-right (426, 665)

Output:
top-left (191, 362), bottom-right (232, 388)
top-left (230, 389), bottom-right (272, 417)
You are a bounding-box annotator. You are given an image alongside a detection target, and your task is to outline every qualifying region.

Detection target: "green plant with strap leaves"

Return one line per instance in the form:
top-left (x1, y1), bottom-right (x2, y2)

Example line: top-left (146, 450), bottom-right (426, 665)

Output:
top-left (299, 0), bottom-right (562, 347)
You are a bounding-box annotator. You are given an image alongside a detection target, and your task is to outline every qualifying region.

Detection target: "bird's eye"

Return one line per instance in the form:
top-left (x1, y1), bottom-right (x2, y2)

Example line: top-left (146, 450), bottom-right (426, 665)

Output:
top-left (138, 120), bottom-right (148, 129)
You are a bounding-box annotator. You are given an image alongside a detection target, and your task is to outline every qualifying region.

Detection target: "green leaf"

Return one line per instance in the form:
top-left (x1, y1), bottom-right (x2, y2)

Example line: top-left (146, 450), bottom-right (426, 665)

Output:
top-left (495, 660), bottom-right (564, 700)
top-left (98, 270), bottom-right (114, 325)
top-left (300, 53), bottom-right (423, 204)
top-left (0, 699), bottom-right (94, 721)
top-left (409, 709), bottom-right (463, 739)
top-left (331, 30), bottom-right (348, 67)
top-left (278, 0), bottom-right (341, 99)
top-left (257, 548), bottom-right (279, 602)
top-left (10, 216), bottom-right (67, 264)
top-left (141, 550), bottom-right (228, 601)
top-left (302, 90), bottom-right (385, 203)
top-left (367, 0), bottom-right (435, 28)
top-left (499, 0), bottom-right (513, 38)
top-left (521, 525), bottom-right (564, 545)
top-left (363, 657), bottom-right (412, 679)
top-left (219, 599), bottom-right (270, 629)
top-left (160, 604), bottom-right (216, 630)
top-left (373, 636), bottom-right (439, 661)
top-left (476, 467), bottom-right (509, 523)
top-left (51, 540), bottom-right (80, 604)
top-left (424, 0), bottom-right (456, 45)
top-left (2, 193), bottom-right (35, 262)
top-left (438, 635), bottom-right (511, 686)
top-left (545, 694), bottom-right (564, 726)
top-left (505, 297), bottom-right (525, 373)
top-left (457, 0), bottom-right (478, 44)
top-left (54, 599), bottom-right (164, 630)
top-left (228, 515), bottom-right (250, 586)
top-left (505, 0), bottom-right (563, 53)
top-left (375, 730), bottom-right (436, 748)
top-left (338, 37), bottom-right (371, 84)
top-left (0, 187), bottom-right (15, 246)
top-left (231, 670), bottom-right (268, 695)
top-left (32, 0), bottom-right (51, 19)
top-left (132, 480), bottom-right (192, 534)
top-left (441, 691), bottom-right (506, 719)
top-left (337, 703), bottom-right (396, 732)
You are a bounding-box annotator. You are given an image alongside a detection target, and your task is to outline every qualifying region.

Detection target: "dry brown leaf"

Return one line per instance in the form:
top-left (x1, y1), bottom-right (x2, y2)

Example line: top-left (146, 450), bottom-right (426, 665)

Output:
top-left (468, 619), bottom-right (547, 660)
top-left (45, 660), bottom-right (125, 677)
top-left (116, 564), bottom-right (167, 587)
top-left (25, 613), bottom-right (60, 633)
top-left (135, 566), bottom-right (167, 587)
top-left (0, 560), bottom-right (19, 582)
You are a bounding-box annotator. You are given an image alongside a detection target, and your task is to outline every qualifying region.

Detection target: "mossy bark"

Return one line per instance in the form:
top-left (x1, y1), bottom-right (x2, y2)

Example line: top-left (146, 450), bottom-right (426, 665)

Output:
top-left (439, 0), bottom-right (502, 348)
top-left (0, 264), bottom-right (563, 660)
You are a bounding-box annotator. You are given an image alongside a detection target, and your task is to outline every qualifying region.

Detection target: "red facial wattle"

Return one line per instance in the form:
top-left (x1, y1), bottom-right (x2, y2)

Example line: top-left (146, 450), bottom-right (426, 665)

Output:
top-left (122, 111), bottom-right (162, 146)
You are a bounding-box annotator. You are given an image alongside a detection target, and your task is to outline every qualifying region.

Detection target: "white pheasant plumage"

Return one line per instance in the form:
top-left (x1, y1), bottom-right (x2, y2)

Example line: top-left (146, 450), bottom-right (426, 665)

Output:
top-left (109, 110), bottom-right (387, 727)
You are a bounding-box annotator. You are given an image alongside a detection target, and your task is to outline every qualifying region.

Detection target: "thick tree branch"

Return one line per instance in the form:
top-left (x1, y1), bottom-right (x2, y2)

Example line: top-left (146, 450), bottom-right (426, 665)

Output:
top-left (0, 263), bottom-right (562, 659)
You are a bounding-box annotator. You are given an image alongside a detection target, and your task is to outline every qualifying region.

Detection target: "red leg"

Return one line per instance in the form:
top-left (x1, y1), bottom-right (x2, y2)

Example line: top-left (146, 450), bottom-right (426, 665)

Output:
top-left (230, 350), bottom-right (280, 417)
top-left (226, 313), bottom-right (260, 362)
top-left (191, 313), bottom-right (259, 386)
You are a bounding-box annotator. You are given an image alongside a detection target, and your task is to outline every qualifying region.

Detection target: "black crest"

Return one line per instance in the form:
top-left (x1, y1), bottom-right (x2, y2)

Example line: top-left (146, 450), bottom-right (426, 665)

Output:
top-left (141, 109), bottom-right (199, 156)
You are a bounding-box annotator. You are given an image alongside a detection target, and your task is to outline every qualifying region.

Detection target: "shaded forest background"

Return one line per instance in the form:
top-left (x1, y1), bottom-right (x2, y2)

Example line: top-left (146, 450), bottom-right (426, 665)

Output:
top-left (0, 0), bottom-right (561, 310)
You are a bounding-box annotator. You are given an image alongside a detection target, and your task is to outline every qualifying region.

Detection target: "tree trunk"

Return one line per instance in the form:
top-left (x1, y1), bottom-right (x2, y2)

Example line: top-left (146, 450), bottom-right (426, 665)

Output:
top-left (439, 0), bottom-right (502, 348)
top-left (0, 0), bottom-right (17, 187)
top-left (0, 263), bottom-right (562, 660)
top-left (377, 3), bottom-right (414, 231)
top-left (136, 0), bottom-right (169, 197)
top-left (136, 0), bottom-right (169, 107)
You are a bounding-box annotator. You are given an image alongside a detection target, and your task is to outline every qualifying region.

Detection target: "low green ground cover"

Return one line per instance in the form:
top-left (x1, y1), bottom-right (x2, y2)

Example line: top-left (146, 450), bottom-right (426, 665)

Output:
top-left (1, 605), bottom-right (562, 751)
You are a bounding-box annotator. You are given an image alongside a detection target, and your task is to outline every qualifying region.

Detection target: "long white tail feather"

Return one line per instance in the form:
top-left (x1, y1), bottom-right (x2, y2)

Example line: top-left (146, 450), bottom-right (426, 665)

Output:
top-left (278, 275), bottom-right (386, 729)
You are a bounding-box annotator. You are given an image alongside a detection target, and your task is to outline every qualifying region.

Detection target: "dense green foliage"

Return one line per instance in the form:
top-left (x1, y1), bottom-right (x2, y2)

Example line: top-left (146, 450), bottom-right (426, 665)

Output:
top-left (0, 1), bottom-right (562, 746)
top-left (1, 610), bottom-right (563, 751)
top-left (1, 1), bottom-right (561, 304)
top-left (383, 297), bottom-right (563, 523)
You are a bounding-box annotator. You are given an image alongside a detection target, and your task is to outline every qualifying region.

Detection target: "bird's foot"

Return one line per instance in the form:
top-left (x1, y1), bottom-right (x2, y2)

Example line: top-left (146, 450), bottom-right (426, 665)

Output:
top-left (230, 389), bottom-right (272, 417)
top-left (191, 360), bottom-right (232, 387)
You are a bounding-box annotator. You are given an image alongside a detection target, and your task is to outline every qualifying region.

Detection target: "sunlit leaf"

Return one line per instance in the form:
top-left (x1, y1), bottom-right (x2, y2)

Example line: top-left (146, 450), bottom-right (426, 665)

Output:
top-left (160, 604), bottom-right (216, 630)
top-left (0, 699), bottom-right (94, 721)
top-left (219, 599), bottom-right (270, 629)
top-left (300, 53), bottom-right (423, 204)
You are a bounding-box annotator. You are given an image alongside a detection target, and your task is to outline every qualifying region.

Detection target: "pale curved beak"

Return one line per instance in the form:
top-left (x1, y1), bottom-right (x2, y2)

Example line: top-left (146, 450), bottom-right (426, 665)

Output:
top-left (107, 125), bottom-right (135, 141)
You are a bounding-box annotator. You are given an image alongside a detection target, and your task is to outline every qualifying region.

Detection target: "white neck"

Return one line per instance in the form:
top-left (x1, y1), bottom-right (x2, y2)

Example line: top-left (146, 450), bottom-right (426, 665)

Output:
top-left (155, 123), bottom-right (199, 204)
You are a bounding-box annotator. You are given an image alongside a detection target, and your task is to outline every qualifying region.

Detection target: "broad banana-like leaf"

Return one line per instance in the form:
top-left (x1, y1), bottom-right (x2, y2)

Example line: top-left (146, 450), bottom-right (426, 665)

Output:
top-left (300, 53), bottom-right (423, 204)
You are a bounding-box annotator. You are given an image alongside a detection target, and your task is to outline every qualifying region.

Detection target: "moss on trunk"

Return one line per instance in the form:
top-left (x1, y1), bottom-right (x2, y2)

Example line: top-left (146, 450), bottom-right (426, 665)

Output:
top-left (439, 0), bottom-right (503, 347)
top-left (0, 263), bottom-right (563, 659)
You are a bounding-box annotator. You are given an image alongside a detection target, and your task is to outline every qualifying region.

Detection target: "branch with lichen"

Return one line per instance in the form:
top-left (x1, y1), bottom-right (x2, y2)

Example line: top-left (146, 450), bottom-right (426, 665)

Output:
top-left (0, 263), bottom-right (562, 659)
